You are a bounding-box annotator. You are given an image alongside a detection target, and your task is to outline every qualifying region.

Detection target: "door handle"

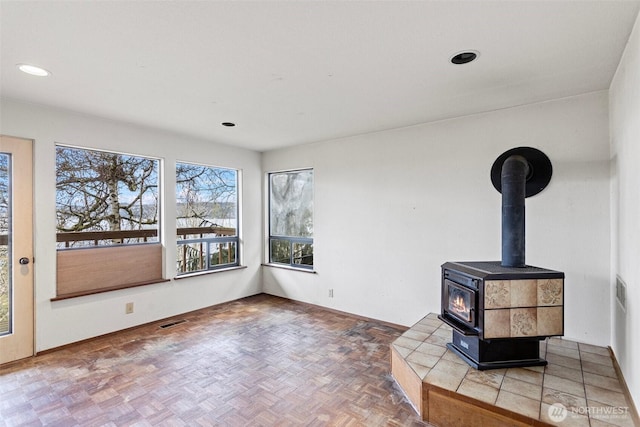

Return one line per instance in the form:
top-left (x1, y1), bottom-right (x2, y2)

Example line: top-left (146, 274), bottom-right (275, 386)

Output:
top-left (19, 257), bottom-right (30, 265)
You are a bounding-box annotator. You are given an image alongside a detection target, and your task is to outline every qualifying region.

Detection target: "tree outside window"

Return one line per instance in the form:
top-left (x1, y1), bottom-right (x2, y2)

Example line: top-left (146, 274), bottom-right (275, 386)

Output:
top-left (55, 146), bottom-right (159, 248)
top-left (269, 169), bottom-right (313, 268)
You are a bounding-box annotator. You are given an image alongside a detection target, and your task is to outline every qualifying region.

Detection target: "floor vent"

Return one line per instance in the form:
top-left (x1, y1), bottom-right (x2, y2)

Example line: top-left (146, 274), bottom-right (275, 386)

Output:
top-left (159, 319), bottom-right (187, 329)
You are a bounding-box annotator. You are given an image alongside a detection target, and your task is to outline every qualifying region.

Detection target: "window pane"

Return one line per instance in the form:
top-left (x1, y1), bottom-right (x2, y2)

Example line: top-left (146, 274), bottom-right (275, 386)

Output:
top-left (0, 154), bottom-right (10, 335)
top-left (209, 242), bottom-right (236, 267)
top-left (176, 163), bottom-right (239, 274)
top-left (270, 239), bottom-right (291, 264)
top-left (270, 170), bottom-right (313, 237)
top-left (292, 242), bottom-right (313, 266)
top-left (177, 242), bottom-right (206, 274)
top-left (56, 146), bottom-right (159, 249)
top-left (176, 163), bottom-right (238, 237)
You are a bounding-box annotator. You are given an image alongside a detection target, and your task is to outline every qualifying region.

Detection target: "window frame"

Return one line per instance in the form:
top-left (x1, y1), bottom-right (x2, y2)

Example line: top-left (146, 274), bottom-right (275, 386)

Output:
top-left (267, 168), bottom-right (314, 270)
top-left (54, 144), bottom-right (165, 299)
top-left (175, 161), bottom-right (241, 276)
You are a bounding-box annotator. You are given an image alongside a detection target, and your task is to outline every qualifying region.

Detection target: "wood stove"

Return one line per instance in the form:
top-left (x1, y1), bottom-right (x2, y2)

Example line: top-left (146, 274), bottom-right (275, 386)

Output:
top-left (439, 261), bottom-right (564, 370)
top-left (439, 147), bottom-right (564, 370)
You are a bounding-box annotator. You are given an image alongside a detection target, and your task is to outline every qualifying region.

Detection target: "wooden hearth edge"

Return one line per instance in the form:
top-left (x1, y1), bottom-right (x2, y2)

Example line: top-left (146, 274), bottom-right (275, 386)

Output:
top-left (425, 383), bottom-right (553, 427)
top-left (390, 345), bottom-right (553, 426)
top-left (609, 346), bottom-right (640, 426)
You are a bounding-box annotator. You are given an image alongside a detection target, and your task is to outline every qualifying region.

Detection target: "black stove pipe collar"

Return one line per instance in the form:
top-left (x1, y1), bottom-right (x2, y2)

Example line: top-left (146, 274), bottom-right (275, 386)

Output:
top-left (501, 155), bottom-right (529, 268)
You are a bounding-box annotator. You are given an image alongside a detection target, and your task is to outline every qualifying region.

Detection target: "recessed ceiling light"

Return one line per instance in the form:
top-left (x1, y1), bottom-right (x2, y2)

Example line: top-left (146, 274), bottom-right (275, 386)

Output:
top-left (221, 122), bottom-right (236, 127)
top-left (17, 63), bottom-right (51, 77)
top-left (450, 51), bottom-right (479, 65)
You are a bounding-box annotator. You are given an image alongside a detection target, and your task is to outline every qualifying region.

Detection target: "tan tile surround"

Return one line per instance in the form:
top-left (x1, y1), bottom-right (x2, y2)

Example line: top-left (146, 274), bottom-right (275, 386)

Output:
top-left (391, 313), bottom-right (638, 427)
top-left (484, 278), bottom-right (564, 339)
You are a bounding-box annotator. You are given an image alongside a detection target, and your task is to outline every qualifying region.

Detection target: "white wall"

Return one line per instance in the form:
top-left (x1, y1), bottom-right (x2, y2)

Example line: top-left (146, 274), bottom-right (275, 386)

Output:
top-left (610, 10), bottom-right (640, 412)
top-left (263, 91), bottom-right (611, 346)
top-left (0, 86), bottom-right (618, 376)
top-left (0, 99), bottom-right (263, 351)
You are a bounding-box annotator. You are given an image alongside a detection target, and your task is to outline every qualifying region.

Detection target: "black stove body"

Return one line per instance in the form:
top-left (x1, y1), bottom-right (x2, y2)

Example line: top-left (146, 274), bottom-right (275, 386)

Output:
top-left (439, 261), bottom-right (564, 370)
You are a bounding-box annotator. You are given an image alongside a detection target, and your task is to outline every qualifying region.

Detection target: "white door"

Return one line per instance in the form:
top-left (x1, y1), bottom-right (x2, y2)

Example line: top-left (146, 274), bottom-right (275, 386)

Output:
top-left (0, 135), bottom-right (34, 365)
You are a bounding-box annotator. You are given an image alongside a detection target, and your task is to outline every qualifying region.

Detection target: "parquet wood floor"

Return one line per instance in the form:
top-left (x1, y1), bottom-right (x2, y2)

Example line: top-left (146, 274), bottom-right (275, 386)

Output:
top-left (0, 294), bottom-right (430, 427)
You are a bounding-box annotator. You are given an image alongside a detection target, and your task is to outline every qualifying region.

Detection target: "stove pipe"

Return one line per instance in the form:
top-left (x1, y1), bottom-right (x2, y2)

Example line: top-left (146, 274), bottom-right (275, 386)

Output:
top-left (501, 155), bottom-right (529, 268)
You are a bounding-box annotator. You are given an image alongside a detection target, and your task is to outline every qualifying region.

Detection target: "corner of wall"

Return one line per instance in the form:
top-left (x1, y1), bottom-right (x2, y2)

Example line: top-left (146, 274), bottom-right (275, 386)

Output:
top-left (608, 6), bottom-right (640, 414)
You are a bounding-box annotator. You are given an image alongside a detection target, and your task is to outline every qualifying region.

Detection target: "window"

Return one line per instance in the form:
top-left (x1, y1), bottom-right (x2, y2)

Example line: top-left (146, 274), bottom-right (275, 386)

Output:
top-left (56, 146), bottom-right (160, 248)
top-left (55, 145), bottom-right (163, 299)
top-left (0, 154), bottom-right (9, 333)
top-left (268, 169), bottom-right (313, 269)
top-left (176, 162), bottom-right (239, 275)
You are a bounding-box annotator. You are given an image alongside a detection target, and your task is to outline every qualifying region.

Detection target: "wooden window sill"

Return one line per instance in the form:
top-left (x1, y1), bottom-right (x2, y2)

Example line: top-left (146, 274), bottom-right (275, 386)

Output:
top-left (261, 263), bottom-right (317, 274)
top-left (51, 278), bottom-right (169, 301)
top-left (174, 265), bottom-right (247, 280)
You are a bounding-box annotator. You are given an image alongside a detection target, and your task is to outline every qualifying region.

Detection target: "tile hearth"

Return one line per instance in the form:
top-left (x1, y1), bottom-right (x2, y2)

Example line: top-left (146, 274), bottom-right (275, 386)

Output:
top-left (391, 313), bottom-right (637, 427)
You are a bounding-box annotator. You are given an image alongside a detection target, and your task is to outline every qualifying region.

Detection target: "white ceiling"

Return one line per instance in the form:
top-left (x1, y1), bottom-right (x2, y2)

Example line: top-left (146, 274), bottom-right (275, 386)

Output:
top-left (2, 1), bottom-right (639, 152)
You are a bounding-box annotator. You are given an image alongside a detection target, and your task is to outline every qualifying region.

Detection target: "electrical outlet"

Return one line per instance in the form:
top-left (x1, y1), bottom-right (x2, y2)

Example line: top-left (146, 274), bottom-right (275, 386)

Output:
top-left (329, 289), bottom-right (334, 298)
top-left (125, 302), bottom-right (134, 314)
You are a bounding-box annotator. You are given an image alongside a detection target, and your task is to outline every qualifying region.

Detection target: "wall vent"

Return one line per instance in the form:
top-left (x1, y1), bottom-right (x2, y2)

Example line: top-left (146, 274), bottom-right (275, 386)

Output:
top-left (616, 276), bottom-right (627, 311)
